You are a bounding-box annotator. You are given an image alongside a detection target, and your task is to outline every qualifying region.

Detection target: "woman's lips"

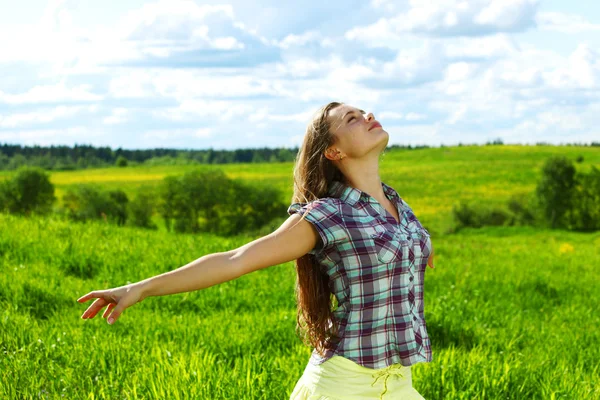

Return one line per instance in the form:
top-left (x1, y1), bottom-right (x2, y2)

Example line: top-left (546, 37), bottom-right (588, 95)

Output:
top-left (369, 122), bottom-right (382, 131)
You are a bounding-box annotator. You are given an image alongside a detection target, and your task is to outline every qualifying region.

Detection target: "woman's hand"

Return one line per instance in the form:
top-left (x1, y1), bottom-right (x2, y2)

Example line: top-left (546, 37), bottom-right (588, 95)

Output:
top-left (77, 282), bottom-right (147, 325)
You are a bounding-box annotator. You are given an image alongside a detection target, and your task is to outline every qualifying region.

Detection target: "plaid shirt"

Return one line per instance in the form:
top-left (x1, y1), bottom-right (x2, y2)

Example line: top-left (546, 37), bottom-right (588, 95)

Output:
top-left (287, 179), bottom-right (433, 369)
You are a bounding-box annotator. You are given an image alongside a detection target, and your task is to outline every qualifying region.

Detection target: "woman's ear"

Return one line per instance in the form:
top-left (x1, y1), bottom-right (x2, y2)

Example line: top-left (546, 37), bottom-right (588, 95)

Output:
top-left (324, 147), bottom-right (345, 161)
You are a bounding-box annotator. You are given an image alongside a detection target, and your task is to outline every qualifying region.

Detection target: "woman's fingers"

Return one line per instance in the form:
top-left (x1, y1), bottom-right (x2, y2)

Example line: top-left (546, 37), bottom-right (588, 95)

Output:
top-left (81, 297), bottom-right (109, 319)
top-left (77, 290), bottom-right (104, 303)
top-left (102, 303), bottom-right (116, 319)
top-left (78, 283), bottom-right (144, 324)
top-left (106, 302), bottom-right (126, 325)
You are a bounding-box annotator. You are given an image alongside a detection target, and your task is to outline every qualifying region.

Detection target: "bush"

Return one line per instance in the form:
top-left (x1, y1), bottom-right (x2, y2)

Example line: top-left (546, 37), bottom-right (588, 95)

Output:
top-left (535, 156), bottom-right (577, 229)
top-left (506, 193), bottom-right (539, 226)
top-left (0, 167), bottom-right (56, 216)
top-left (128, 188), bottom-right (157, 230)
top-left (108, 189), bottom-right (128, 226)
top-left (159, 169), bottom-right (230, 233)
top-left (60, 185), bottom-right (128, 225)
top-left (452, 200), bottom-right (483, 228)
top-left (116, 156), bottom-right (128, 167)
top-left (452, 200), bottom-right (511, 230)
top-left (570, 165), bottom-right (600, 231)
top-left (158, 168), bottom-right (287, 235)
top-left (209, 180), bottom-right (286, 236)
top-left (0, 185), bottom-right (6, 212)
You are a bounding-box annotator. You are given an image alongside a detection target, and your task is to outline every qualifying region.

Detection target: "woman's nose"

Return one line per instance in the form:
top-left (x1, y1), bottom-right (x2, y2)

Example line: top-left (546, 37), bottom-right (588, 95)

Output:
top-left (366, 112), bottom-right (374, 122)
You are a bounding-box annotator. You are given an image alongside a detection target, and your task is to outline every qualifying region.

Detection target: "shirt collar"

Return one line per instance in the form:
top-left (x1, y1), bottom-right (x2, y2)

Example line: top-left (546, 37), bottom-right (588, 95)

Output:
top-left (327, 179), bottom-right (398, 206)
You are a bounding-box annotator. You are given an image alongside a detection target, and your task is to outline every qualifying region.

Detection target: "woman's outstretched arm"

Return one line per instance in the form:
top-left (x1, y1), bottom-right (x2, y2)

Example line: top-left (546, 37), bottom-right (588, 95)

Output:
top-left (77, 213), bottom-right (319, 324)
top-left (139, 250), bottom-right (240, 298)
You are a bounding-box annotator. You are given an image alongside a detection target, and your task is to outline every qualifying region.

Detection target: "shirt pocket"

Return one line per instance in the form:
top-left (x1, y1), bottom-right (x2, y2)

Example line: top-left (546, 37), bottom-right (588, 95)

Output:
top-left (371, 228), bottom-right (411, 264)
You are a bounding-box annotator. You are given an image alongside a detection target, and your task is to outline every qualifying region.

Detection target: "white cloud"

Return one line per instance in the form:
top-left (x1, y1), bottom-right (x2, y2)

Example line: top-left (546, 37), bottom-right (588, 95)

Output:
top-left (444, 34), bottom-right (518, 60)
top-left (536, 12), bottom-right (600, 33)
top-left (377, 111), bottom-right (427, 122)
top-left (142, 128), bottom-right (214, 141)
top-left (370, 0), bottom-right (400, 13)
top-left (108, 68), bottom-right (289, 100)
top-left (378, 111), bottom-right (404, 120)
top-left (349, 0), bottom-right (539, 42)
top-left (102, 108), bottom-right (129, 125)
top-left (0, 83), bottom-right (103, 105)
top-left (345, 18), bottom-right (405, 48)
top-left (108, 71), bottom-right (154, 98)
top-left (545, 44), bottom-right (600, 89)
top-left (357, 41), bottom-right (448, 87)
top-left (0, 105), bottom-right (97, 128)
top-left (400, 0), bottom-right (540, 36)
top-left (152, 99), bottom-right (255, 122)
top-left (0, 126), bottom-right (100, 146)
top-left (276, 31), bottom-right (323, 49)
top-left (0, 0), bottom-right (276, 75)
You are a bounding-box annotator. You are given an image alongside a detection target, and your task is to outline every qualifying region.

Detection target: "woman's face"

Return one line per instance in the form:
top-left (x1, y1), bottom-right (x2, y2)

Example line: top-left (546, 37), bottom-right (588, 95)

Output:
top-left (325, 104), bottom-right (388, 161)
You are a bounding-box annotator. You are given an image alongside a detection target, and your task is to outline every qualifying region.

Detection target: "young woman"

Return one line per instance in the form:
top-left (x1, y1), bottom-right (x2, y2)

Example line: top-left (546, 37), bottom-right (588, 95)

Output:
top-left (77, 101), bottom-right (435, 399)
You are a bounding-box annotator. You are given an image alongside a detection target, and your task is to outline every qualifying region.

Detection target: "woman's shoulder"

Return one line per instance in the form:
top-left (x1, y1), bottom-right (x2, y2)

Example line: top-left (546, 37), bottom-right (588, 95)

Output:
top-left (287, 197), bottom-right (342, 216)
top-left (289, 196), bottom-right (342, 207)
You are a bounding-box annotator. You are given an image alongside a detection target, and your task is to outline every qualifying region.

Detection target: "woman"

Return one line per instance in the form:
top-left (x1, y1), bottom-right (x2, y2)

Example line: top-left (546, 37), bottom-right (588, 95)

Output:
top-left (77, 101), bottom-right (435, 399)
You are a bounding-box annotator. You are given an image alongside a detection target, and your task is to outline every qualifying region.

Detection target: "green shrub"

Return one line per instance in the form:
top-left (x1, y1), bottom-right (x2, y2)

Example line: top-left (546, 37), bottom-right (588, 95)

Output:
top-left (116, 155), bottom-right (128, 167)
top-left (452, 200), bottom-right (512, 229)
top-left (60, 185), bottom-right (128, 225)
top-left (535, 156), bottom-right (577, 229)
top-left (0, 166), bottom-right (55, 216)
top-left (108, 189), bottom-right (128, 226)
top-left (209, 180), bottom-right (286, 236)
top-left (452, 200), bottom-right (483, 228)
top-left (128, 188), bottom-right (158, 230)
top-left (570, 165), bottom-right (600, 231)
top-left (506, 193), bottom-right (539, 226)
top-left (158, 168), bottom-right (286, 236)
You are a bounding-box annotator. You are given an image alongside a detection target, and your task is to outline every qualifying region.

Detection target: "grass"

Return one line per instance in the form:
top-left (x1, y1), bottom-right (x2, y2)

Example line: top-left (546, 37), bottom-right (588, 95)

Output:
top-left (1, 144), bottom-right (599, 399)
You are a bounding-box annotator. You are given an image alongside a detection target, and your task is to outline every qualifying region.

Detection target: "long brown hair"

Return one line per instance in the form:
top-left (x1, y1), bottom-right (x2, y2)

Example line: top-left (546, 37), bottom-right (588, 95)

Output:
top-left (290, 101), bottom-right (346, 357)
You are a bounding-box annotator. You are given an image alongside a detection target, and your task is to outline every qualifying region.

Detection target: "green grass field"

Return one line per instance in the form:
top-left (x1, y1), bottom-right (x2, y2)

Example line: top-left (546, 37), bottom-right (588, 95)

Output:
top-left (1, 144), bottom-right (599, 399)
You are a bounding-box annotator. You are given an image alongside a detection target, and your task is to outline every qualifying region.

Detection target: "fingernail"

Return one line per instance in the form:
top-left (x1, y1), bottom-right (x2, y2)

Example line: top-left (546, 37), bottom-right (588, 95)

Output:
top-left (108, 318), bottom-right (114, 324)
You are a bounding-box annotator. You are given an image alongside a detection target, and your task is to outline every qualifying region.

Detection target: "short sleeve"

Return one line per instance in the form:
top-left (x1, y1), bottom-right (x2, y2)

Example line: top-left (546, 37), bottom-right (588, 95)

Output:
top-left (399, 198), bottom-right (430, 236)
top-left (287, 198), bottom-right (342, 256)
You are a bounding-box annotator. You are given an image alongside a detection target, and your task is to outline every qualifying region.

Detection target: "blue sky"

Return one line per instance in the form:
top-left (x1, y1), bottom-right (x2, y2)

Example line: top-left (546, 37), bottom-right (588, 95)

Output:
top-left (0, 0), bottom-right (599, 150)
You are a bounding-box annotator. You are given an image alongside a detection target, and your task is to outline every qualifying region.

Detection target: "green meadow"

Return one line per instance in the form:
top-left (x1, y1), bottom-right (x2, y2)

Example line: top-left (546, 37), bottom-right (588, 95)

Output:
top-left (1, 144), bottom-right (599, 399)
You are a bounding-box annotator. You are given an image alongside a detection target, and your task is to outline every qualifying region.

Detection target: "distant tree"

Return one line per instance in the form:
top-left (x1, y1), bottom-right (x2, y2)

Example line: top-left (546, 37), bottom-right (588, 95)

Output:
top-left (535, 156), bottom-right (577, 229)
top-left (61, 185), bottom-right (127, 225)
top-left (0, 183), bottom-right (6, 212)
top-left (0, 153), bottom-right (9, 169)
top-left (108, 189), bottom-right (129, 226)
top-left (7, 154), bottom-right (28, 170)
top-left (116, 156), bottom-right (128, 167)
top-left (570, 166), bottom-right (600, 231)
top-left (0, 167), bottom-right (55, 216)
top-left (128, 188), bottom-right (157, 230)
top-left (158, 169), bottom-right (229, 233)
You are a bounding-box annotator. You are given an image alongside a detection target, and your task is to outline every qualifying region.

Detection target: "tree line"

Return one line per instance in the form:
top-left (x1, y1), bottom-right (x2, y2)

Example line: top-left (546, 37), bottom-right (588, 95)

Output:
top-left (3, 141), bottom-right (598, 171)
top-left (0, 143), bottom-right (426, 171)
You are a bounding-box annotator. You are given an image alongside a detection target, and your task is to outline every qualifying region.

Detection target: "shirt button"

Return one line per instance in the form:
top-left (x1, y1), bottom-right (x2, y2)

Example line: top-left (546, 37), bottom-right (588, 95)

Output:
top-left (413, 316), bottom-right (417, 321)
top-left (409, 276), bottom-right (413, 281)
